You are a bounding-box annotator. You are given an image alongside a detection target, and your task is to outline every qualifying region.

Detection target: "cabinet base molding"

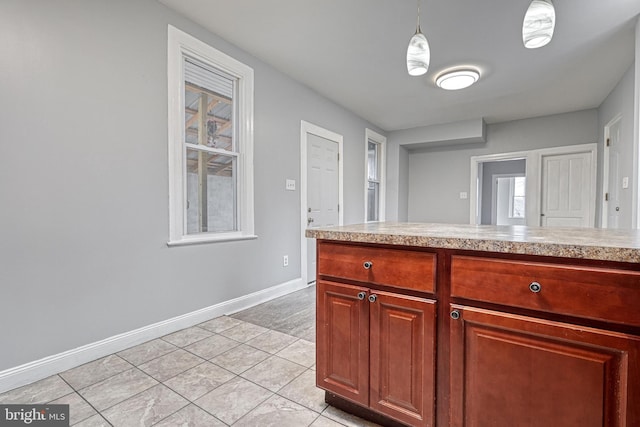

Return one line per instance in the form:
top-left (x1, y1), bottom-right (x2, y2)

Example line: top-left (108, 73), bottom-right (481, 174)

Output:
top-left (325, 392), bottom-right (410, 427)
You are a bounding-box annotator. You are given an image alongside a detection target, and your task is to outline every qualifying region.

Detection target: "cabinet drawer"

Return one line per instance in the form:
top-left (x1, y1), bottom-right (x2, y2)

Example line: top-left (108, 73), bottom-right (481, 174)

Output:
top-left (318, 242), bottom-right (436, 293)
top-left (450, 255), bottom-right (640, 327)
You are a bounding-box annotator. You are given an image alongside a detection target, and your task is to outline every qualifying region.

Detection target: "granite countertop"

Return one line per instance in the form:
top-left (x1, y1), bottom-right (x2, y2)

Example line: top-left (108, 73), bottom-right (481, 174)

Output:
top-left (305, 222), bottom-right (640, 264)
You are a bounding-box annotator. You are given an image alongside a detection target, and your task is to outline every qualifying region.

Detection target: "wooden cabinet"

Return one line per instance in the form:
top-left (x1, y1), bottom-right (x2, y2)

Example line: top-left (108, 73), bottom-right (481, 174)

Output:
top-left (449, 305), bottom-right (640, 427)
top-left (315, 240), bottom-right (640, 427)
top-left (449, 254), bottom-right (640, 427)
top-left (317, 280), bottom-right (436, 427)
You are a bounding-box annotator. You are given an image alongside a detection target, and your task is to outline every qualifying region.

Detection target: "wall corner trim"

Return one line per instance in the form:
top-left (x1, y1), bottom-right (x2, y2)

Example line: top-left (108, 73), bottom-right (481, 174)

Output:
top-left (0, 278), bottom-right (308, 394)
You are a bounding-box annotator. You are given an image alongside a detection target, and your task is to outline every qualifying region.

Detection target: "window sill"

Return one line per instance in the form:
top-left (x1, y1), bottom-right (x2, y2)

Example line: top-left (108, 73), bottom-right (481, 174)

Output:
top-left (167, 233), bottom-right (258, 247)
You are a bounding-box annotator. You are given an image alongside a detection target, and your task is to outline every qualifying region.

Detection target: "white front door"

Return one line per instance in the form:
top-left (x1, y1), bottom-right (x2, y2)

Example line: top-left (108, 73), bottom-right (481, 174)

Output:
top-left (540, 151), bottom-right (593, 227)
top-left (605, 117), bottom-right (622, 228)
top-left (302, 122), bottom-right (342, 284)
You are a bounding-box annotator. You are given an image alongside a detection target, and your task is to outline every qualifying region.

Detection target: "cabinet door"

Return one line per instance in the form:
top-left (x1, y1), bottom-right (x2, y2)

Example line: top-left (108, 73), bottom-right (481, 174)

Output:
top-left (317, 280), bottom-right (370, 406)
top-left (450, 305), bottom-right (640, 427)
top-left (370, 291), bottom-right (436, 427)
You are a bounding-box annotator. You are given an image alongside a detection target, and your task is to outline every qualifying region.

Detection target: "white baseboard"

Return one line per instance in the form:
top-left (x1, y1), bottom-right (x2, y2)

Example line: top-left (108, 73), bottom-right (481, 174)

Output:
top-left (0, 277), bottom-right (308, 394)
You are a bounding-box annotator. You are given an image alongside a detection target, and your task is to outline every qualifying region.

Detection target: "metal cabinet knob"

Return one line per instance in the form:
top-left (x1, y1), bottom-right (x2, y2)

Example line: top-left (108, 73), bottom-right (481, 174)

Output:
top-left (529, 282), bottom-right (542, 293)
top-left (368, 294), bottom-right (377, 303)
top-left (357, 291), bottom-right (366, 300)
top-left (363, 261), bottom-right (373, 269)
top-left (450, 310), bottom-right (461, 320)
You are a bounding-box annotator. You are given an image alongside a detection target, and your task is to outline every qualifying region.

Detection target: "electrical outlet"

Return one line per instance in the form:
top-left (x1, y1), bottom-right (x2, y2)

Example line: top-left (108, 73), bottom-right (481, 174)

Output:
top-left (283, 255), bottom-right (289, 267)
top-left (285, 179), bottom-right (296, 191)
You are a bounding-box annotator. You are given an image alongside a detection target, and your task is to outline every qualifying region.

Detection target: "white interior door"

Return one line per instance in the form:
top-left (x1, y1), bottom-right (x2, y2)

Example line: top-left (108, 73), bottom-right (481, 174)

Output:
top-left (541, 151), bottom-right (593, 227)
top-left (306, 133), bottom-right (340, 283)
top-left (605, 118), bottom-right (622, 228)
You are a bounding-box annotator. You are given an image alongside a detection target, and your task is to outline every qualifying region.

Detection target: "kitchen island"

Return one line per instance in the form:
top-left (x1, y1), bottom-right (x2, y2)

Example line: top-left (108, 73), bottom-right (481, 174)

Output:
top-left (306, 223), bottom-right (640, 427)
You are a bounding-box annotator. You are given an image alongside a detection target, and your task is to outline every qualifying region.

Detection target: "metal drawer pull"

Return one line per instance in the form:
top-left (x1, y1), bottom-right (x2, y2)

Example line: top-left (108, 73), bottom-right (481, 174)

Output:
top-left (368, 294), bottom-right (377, 303)
top-left (529, 282), bottom-right (542, 293)
top-left (363, 261), bottom-right (373, 269)
top-left (450, 310), bottom-right (461, 320)
top-left (357, 291), bottom-right (366, 300)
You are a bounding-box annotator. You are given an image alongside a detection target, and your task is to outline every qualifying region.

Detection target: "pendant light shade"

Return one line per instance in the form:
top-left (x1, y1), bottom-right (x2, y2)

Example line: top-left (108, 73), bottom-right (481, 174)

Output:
top-left (522, 0), bottom-right (555, 49)
top-left (407, 0), bottom-right (430, 76)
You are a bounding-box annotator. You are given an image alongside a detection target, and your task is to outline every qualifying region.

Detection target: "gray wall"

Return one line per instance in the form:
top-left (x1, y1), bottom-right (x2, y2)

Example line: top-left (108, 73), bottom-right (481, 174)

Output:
top-left (0, 0), bottom-right (381, 371)
top-left (598, 64), bottom-right (635, 228)
top-left (402, 110), bottom-right (598, 223)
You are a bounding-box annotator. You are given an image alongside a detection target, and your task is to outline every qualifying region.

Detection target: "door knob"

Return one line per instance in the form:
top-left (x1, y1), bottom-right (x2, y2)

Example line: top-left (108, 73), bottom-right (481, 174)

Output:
top-left (363, 261), bottom-right (373, 269)
top-left (368, 294), bottom-right (377, 303)
top-left (357, 292), bottom-right (366, 300)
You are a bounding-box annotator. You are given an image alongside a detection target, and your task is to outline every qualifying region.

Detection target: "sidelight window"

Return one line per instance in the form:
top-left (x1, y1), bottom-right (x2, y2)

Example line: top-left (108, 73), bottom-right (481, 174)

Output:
top-left (365, 129), bottom-right (386, 222)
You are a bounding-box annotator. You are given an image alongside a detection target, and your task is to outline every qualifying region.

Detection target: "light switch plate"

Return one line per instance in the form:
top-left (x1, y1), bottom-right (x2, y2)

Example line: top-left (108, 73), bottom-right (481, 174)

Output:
top-left (286, 179), bottom-right (296, 191)
top-left (622, 177), bottom-right (629, 189)
top-left (460, 192), bottom-right (468, 199)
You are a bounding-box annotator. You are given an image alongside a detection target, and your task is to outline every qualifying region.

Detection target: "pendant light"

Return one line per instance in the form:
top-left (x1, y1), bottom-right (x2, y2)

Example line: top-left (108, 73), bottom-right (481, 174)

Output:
top-left (406, 0), bottom-right (430, 76)
top-left (522, 0), bottom-right (556, 49)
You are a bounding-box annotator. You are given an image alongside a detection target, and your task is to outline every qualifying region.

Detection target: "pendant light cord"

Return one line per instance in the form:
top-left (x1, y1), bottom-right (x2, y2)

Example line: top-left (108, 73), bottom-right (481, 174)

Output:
top-left (416, 0), bottom-right (421, 33)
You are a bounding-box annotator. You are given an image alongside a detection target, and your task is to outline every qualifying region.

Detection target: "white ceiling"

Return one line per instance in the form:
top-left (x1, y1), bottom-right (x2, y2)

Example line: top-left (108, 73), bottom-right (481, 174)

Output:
top-left (159, 0), bottom-right (640, 131)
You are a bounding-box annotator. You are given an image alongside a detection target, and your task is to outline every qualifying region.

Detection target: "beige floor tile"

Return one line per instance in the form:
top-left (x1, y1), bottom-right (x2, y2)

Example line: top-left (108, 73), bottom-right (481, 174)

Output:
top-left (163, 362), bottom-right (235, 401)
top-left (277, 369), bottom-right (327, 413)
top-left (153, 404), bottom-right (226, 426)
top-left (183, 334), bottom-right (240, 359)
top-left (311, 415), bottom-right (346, 427)
top-left (117, 339), bottom-right (177, 366)
top-left (0, 375), bottom-right (73, 404)
top-left (198, 316), bottom-right (244, 333)
top-left (138, 349), bottom-right (204, 382)
top-left (240, 355), bottom-right (306, 392)
top-left (194, 376), bottom-right (272, 425)
top-left (78, 368), bottom-right (157, 411)
top-left (101, 384), bottom-right (188, 426)
top-left (322, 405), bottom-right (383, 427)
top-left (246, 329), bottom-right (298, 354)
top-left (276, 339), bottom-right (316, 367)
top-left (162, 326), bottom-right (213, 347)
top-left (60, 355), bottom-right (133, 390)
top-left (233, 395), bottom-right (319, 427)
top-left (73, 414), bottom-right (111, 427)
top-left (49, 392), bottom-right (97, 425)
top-left (218, 321), bottom-right (269, 343)
top-left (210, 344), bottom-right (270, 374)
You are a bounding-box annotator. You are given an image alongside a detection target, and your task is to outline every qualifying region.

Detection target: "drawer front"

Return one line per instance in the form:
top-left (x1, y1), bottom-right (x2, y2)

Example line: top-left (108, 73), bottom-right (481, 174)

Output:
top-left (318, 242), bottom-right (436, 293)
top-left (451, 255), bottom-right (640, 327)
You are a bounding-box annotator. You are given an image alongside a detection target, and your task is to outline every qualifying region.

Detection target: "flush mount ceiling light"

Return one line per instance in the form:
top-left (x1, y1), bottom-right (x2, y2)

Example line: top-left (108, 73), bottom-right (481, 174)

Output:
top-left (522, 0), bottom-right (556, 49)
top-left (406, 0), bottom-right (430, 76)
top-left (435, 69), bottom-right (480, 90)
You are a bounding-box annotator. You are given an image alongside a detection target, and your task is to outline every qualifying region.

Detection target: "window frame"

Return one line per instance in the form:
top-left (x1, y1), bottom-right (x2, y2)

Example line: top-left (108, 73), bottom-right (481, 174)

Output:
top-left (508, 176), bottom-right (526, 219)
top-left (167, 25), bottom-right (255, 246)
top-left (364, 128), bottom-right (387, 222)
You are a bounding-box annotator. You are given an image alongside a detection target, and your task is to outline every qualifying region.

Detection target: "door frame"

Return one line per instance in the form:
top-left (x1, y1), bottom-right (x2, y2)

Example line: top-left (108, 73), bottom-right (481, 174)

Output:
top-left (470, 143), bottom-right (597, 226)
top-left (300, 120), bottom-right (344, 285)
top-left (602, 113), bottom-right (622, 228)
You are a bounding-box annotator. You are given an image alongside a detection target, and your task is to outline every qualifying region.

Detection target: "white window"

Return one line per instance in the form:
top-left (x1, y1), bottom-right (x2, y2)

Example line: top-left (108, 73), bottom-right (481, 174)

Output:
top-left (509, 176), bottom-right (526, 219)
top-left (168, 26), bottom-right (255, 245)
top-left (364, 129), bottom-right (386, 222)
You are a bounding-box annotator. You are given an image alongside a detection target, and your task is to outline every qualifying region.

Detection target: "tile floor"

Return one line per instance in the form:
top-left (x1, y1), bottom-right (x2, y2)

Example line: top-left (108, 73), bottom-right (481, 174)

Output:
top-left (0, 286), bottom-right (381, 426)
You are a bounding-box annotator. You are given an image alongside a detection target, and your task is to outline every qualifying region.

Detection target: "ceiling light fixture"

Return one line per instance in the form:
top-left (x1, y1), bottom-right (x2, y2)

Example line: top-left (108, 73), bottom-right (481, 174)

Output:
top-left (436, 69), bottom-right (480, 90)
top-left (406, 0), bottom-right (430, 76)
top-left (522, 0), bottom-right (556, 49)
